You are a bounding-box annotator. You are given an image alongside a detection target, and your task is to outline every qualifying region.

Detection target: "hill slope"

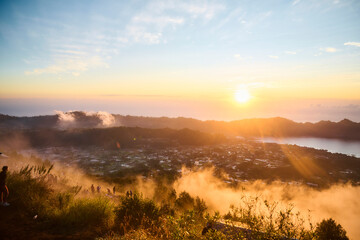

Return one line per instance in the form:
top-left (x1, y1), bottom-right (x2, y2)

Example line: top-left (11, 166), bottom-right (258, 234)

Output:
top-left (0, 112), bottom-right (359, 140)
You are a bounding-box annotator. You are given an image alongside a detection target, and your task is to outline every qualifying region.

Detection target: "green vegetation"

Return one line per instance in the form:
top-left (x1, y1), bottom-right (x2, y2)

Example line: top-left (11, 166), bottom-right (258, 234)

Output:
top-left (1, 163), bottom-right (350, 239)
top-left (315, 218), bottom-right (349, 240)
top-left (4, 164), bottom-right (115, 237)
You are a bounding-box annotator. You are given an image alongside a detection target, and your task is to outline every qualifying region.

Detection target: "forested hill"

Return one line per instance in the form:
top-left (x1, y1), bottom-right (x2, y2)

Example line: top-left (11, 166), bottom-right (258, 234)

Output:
top-left (0, 112), bottom-right (359, 140)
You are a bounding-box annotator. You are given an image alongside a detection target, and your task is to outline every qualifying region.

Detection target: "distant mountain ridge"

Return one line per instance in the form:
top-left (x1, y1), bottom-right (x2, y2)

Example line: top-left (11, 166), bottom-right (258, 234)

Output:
top-left (0, 112), bottom-right (359, 140)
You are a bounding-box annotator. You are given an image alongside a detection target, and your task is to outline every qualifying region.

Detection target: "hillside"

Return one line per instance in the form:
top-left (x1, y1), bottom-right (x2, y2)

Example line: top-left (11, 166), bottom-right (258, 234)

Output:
top-left (0, 112), bottom-right (359, 140)
top-left (0, 153), bottom-right (351, 240)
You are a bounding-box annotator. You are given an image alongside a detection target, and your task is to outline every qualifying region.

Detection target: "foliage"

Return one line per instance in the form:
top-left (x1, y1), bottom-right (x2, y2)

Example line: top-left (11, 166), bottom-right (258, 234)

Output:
top-left (7, 164), bottom-right (53, 216)
top-left (175, 191), bottom-right (195, 211)
top-left (223, 197), bottom-right (316, 240)
top-left (315, 218), bottom-right (349, 240)
top-left (7, 164), bottom-right (115, 235)
top-left (49, 197), bottom-right (115, 231)
top-left (114, 193), bottom-right (161, 234)
top-left (4, 162), bottom-right (350, 240)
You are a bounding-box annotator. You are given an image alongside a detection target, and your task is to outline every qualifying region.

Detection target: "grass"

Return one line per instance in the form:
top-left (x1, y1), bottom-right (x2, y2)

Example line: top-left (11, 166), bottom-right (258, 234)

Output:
top-left (4, 162), bottom-right (350, 240)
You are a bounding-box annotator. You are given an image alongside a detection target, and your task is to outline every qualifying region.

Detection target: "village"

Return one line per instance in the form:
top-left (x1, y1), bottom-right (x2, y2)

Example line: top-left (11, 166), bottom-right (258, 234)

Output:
top-left (19, 139), bottom-right (360, 188)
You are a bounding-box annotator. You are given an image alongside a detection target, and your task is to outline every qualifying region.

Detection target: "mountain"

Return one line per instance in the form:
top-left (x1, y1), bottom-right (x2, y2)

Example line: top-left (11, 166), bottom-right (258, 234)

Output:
top-left (0, 112), bottom-right (359, 140)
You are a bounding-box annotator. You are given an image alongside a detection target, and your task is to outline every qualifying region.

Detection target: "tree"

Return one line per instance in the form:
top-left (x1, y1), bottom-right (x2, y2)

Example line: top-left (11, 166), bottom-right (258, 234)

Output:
top-left (315, 218), bottom-right (349, 240)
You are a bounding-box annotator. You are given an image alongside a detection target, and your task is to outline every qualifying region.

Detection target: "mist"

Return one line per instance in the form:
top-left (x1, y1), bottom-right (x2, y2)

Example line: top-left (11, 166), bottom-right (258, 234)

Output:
top-left (1, 136), bottom-right (359, 238)
top-left (55, 110), bottom-right (117, 128)
top-left (173, 167), bottom-right (360, 239)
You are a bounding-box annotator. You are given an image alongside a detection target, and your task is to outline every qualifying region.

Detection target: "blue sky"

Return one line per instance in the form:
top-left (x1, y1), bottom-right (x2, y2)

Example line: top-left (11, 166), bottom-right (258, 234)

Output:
top-left (0, 0), bottom-right (360, 121)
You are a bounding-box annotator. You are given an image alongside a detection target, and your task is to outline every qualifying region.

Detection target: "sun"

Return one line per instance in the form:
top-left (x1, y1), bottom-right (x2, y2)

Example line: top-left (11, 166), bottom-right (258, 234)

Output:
top-left (235, 88), bottom-right (251, 103)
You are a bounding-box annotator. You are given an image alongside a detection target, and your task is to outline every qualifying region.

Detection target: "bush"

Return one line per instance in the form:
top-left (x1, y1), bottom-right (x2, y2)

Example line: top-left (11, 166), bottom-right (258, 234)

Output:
top-left (49, 197), bottom-right (115, 231)
top-left (315, 218), bottom-right (349, 240)
top-left (223, 197), bottom-right (315, 240)
top-left (114, 193), bottom-right (160, 233)
top-left (7, 164), bottom-right (115, 235)
top-left (7, 165), bottom-right (53, 216)
top-left (175, 191), bottom-right (194, 211)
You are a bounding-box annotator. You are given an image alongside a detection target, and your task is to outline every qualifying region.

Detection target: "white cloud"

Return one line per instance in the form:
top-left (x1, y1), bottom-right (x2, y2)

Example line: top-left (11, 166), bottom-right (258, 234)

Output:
top-left (126, 25), bottom-right (162, 44)
top-left (53, 49), bottom-right (86, 55)
top-left (181, 2), bottom-right (224, 20)
top-left (154, 1), bottom-right (225, 20)
top-left (292, 0), bottom-right (301, 5)
top-left (325, 47), bottom-right (337, 52)
top-left (123, 1), bottom-right (224, 45)
top-left (133, 15), bottom-right (184, 26)
top-left (319, 47), bottom-right (337, 53)
top-left (22, 1), bottom-right (226, 76)
top-left (125, 13), bottom-right (184, 44)
top-left (233, 54), bottom-right (242, 59)
top-left (285, 51), bottom-right (297, 55)
top-left (55, 110), bottom-right (75, 122)
top-left (344, 42), bottom-right (360, 47)
top-left (25, 56), bottom-right (108, 75)
top-left (268, 55), bottom-right (279, 59)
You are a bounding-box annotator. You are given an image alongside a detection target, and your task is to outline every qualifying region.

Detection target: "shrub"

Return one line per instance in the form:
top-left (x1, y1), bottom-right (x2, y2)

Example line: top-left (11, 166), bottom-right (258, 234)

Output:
top-left (315, 218), bottom-right (349, 240)
top-left (175, 191), bottom-right (194, 211)
top-left (52, 197), bottom-right (114, 230)
top-left (114, 193), bottom-right (160, 233)
top-left (7, 165), bottom-right (53, 216)
top-left (223, 197), bottom-right (315, 240)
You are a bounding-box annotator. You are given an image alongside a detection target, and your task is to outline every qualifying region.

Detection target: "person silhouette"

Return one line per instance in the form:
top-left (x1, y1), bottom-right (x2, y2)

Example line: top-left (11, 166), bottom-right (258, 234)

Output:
top-left (0, 166), bottom-right (9, 207)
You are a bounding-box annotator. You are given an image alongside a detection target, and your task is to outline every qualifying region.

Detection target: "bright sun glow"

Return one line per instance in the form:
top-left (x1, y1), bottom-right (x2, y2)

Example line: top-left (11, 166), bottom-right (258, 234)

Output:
top-left (235, 88), bottom-right (251, 103)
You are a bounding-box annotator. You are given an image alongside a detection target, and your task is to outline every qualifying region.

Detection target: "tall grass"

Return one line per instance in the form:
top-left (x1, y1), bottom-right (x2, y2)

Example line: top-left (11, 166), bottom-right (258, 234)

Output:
top-left (7, 164), bottom-right (115, 235)
top-left (7, 164), bottom-right (53, 217)
top-left (48, 196), bottom-right (115, 231)
top-left (6, 163), bottom-right (349, 240)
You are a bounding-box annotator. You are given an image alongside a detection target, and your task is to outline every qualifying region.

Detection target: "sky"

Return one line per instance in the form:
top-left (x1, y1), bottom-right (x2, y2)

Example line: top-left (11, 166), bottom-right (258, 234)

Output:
top-left (0, 0), bottom-right (360, 122)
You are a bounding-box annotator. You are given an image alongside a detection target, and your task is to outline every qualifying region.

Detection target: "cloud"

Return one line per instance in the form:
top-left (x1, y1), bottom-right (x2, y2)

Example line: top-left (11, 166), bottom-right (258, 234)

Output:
top-left (122, 1), bottom-right (225, 45)
top-left (53, 49), bottom-right (86, 55)
top-left (321, 47), bottom-right (337, 53)
top-left (178, 2), bottom-right (225, 20)
top-left (133, 15), bottom-right (184, 26)
top-left (84, 111), bottom-right (115, 127)
top-left (21, 1), bottom-right (226, 75)
top-left (55, 110), bottom-right (75, 122)
top-left (55, 110), bottom-right (116, 128)
top-left (268, 55), bottom-right (279, 59)
top-left (344, 42), bottom-right (360, 47)
top-left (285, 51), bottom-right (297, 55)
top-left (126, 25), bottom-right (163, 44)
top-left (25, 56), bottom-right (108, 75)
top-left (292, 0), bottom-right (301, 5)
top-left (152, 1), bottom-right (225, 20)
top-left (233, 54), bottom-right (242, 59)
